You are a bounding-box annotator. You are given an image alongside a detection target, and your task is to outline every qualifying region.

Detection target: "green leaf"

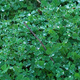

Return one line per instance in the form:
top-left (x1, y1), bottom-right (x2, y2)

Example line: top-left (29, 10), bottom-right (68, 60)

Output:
top-left (46, 48), bottom-right (52, 55)
top-left (1, 64), bottom-right (9, 73)
top-left (74, 73), bottom-right (80, 79)
top-left (56, 68), bottom-right (64, 78)
top-left (70, 64), bottom-right (75, 74)
top-left (35, 61), bottom-right (45, 69)
top-left (72, 32), bottom-right (78, 39)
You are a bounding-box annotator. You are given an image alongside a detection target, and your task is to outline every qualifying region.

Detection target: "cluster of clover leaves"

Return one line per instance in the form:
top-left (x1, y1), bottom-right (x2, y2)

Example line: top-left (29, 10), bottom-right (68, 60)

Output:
top-left (0, 0), bottom-right (80, 80)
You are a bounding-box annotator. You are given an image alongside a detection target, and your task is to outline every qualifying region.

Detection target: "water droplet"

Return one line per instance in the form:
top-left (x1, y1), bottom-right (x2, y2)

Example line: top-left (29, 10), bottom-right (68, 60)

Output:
top-left (49, 8), bottom-right (53, 10)
top-left (62, 72), bottom-right (64, 74)
top-left (44, 63), bottom-right (46, 65)
top-left (37, 47), bottom-right (40, 50)
top-left (78, 66), bottom-right (80, 69)
top-left (3, 29), bottom-right (6, 32)
top-left (52, 54), bottom-right (54, 56)
top-left (25, 21), bottom-right (27, 23)
top-left (0, 25), bottom-right (2, 28)
top-left (68, 34), bottom-right (70, 36)
top-left (23, 41), bottom-right (26, 44)
top-left (10, 67), bottom-right (13, 69)
top-left (71, 4), bottom-right (73, 6)
top-left (65, 67), bottom-right (68, 70)
top-left (43, 33), bottom-right (46, 36)
top-left (1, 9), bottom-right (4, 12)
top-left (5, 5), bottom-right (7, 7)
top-left (49, 41), bottom-right (51, 43)
top-left (19, 0), bottom-right (24, 1)
top-left (63, 65), bottom-right (65, 67)
top-left (40, 26), bottom-right (45, 29)
top-left (65, 5), bottom-right (69, 9)
top-left (77, 0), bottom-right (80, 3)
top-left (57, 26), bottom-right (59, 28)
top-left (28, 13), bottom-right (31, 16)
top-left (69, 76), bottom-right (71, 78)
top-left (69, 25), bottom-right (70, 27)
top-left (18, 28), bottom-right (21, 31)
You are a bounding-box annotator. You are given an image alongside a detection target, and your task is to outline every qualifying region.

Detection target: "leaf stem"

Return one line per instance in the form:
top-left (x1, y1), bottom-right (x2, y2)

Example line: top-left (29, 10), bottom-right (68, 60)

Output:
top-left (24, 22), bottom-right (54, 63)
top-left (24, 22), bottom-right (46, 50)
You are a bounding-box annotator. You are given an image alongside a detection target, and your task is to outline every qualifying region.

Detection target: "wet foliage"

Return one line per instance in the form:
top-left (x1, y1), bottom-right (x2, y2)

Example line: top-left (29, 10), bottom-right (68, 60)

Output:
top-left (0, 0), bottom-right (80, 80)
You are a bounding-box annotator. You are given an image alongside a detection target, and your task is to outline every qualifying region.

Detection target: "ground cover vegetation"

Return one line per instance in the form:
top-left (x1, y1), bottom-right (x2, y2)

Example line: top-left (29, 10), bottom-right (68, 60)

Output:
top-left (0, 0), bottom-right (80, 80)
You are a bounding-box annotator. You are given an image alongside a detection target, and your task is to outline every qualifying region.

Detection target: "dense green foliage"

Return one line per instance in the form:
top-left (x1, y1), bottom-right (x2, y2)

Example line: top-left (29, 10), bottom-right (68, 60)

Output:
top-left (0, 0), bottom-right (80, 80)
